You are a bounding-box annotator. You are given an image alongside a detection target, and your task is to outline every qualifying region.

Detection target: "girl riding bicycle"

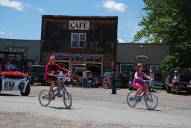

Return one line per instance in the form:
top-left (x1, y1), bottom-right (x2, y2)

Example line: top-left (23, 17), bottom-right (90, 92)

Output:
top-left (133, 63), bottom-right (153, 100)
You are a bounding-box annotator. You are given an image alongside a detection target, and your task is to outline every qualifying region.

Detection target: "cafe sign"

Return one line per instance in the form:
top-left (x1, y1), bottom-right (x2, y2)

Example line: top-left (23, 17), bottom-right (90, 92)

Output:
top-left (136, 55), bottom-right (149, 62)
top-left (69, 21), bottom-right (89, 30)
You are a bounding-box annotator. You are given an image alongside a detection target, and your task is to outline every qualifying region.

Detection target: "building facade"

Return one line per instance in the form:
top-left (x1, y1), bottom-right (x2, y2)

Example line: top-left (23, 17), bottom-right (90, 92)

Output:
top-left (41, 15), bottom-right (118, 75)
top-left (0, 38), bottom-right (41, 71)
top-left (117, 43), bottom-right (169, 73)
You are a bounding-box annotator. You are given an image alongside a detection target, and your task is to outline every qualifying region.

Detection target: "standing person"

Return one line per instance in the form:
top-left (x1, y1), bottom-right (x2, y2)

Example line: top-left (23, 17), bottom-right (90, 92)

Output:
top-left (133, 63), bottom-right (153, 100)
top-left (44, 55), bottom-right (71, 99)
top-left (172, 70), bottom-right (180, 94)
top-left (82, 69), bottom-right (87, 88)
top-left (87, 72), bottom-right (93, 88)
top-left (149, 69), bottom-right (155, 91)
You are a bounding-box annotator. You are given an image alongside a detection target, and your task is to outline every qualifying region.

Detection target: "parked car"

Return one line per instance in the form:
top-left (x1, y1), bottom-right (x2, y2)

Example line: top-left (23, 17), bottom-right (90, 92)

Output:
top-left (165, 69), bottom-right (191, 93)
top-left (28, 65), bottom-right (48, 85)
top-left (0, 71), bottom-right (31, 96)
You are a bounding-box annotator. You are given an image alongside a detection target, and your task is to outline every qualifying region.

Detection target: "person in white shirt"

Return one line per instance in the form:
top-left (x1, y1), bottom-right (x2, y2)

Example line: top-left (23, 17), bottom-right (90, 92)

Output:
top-left (172, 70), bottom-right (180, 93)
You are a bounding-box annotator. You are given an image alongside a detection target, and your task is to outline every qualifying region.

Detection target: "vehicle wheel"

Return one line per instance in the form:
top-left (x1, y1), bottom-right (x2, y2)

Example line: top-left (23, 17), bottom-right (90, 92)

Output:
top-left (127, 92), bottom-right (137, 108)
top-left (166, 85), bottom-right (172, 93)
top-left (20, 84), bottom-right (30, 96)
top-left (145, 93), bottom-right (158, 110)
top-left (38, 89), bottom-right (51, 107)
top-left (63, 90), bottom-right (72, 109)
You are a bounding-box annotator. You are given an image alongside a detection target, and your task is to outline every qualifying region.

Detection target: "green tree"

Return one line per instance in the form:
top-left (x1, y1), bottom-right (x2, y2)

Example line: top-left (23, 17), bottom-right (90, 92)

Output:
top-left (134, 0), bottom-right (191, 68)
top-left (160, 55), bottom-right (177, 74)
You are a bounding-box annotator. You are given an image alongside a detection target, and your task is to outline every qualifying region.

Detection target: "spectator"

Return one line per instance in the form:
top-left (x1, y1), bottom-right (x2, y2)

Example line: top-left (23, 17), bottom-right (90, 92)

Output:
top-left (82, 69), bottom-right (88, 87)
top-left (87, 72), bottom-right (94, 87)
top-left (172, 70), bottom-right (180, 93)
top-left (4, 60), bottom-right (16, 71)
top-left (149, 69), bottom-right (155, 91)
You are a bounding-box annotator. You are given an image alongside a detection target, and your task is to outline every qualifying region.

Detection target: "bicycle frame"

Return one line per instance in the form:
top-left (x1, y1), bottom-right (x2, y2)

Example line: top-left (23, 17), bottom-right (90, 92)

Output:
top-left (52, 82), bottom-right (66, 97)
top-left (135, 80), bottom-right (152, 102)
top-left (52, 73), bottom-right (70, 97)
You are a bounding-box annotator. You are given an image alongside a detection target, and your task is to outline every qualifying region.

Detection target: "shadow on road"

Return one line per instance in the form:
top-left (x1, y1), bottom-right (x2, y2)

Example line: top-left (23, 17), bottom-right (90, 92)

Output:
top-left (171, 91), bottom-right (191, 96)
top-left (136, 107), bottom-right (161, 112)
top-left (49, 106), bottom-right (72, 110)
top-left (0, 93), bottom-right (19, 96)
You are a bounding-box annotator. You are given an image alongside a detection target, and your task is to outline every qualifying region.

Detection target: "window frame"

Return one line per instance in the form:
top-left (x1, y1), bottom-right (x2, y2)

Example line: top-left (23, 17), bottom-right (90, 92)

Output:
top-left (71, 33), bottom-right (86, 48)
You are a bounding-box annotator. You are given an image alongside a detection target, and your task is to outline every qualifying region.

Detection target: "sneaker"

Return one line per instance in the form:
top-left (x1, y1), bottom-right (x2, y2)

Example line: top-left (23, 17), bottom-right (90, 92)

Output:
top-left (136, 96), bottom-right (142, 102)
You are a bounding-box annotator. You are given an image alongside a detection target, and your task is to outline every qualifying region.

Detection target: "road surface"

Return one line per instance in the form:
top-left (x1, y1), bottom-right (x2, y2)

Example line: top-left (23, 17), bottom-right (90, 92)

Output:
top-left (0, 86), bottom-right (191, 128)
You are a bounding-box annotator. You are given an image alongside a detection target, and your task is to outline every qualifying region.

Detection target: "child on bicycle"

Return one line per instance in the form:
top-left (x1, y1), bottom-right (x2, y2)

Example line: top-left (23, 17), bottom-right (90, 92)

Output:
top-left (44, 55), bottom-right (71, 99)
top-left (133, 63), bottom-right (153, 100)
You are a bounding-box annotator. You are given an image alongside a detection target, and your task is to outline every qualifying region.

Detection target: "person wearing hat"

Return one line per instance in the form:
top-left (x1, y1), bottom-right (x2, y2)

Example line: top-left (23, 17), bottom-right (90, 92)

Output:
top-left (172, 70), bottom-right (180, 93)
top-left (44, 55), bottom-right (71, 99)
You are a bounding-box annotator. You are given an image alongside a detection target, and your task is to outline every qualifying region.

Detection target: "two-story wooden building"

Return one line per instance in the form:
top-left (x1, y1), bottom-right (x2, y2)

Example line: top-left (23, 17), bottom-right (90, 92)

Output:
top-left (41, 15), bottom-right (118, 75)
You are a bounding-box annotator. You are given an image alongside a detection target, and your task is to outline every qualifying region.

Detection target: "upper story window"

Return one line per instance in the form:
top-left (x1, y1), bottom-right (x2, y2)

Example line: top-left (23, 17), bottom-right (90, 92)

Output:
top-left (71, 33), bottom-right (86, 48)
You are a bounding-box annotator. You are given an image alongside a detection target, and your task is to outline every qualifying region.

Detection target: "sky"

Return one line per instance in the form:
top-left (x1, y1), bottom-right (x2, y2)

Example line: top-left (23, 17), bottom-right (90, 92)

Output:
top-left (0, 0), bottom-right (145, 43)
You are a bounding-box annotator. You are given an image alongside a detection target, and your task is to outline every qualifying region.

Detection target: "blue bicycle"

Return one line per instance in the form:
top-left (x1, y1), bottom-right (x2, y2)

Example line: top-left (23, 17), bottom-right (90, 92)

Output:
top-left (127, 80), bottom-right (158, 110)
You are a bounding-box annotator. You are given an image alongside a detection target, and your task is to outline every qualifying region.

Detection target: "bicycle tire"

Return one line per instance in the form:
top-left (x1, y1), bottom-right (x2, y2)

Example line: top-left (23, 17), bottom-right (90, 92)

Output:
top-left (38, 89), bottom-right (51, 107)
top-left (145, 93), bottom-right (158, 110)
top-left (63, 90), bottom-right (72, 109)
top-left (127, 92), bottom-right (137, 108)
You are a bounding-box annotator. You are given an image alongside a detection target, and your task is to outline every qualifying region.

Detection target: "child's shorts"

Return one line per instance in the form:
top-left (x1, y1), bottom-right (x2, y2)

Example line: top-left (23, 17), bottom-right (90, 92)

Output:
top-left (133, 83), bottom-right (145, 89)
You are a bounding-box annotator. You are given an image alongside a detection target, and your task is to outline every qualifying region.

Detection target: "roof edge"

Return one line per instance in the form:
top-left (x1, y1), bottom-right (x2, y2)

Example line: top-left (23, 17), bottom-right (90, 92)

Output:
top-left (42, 15), bottom-right (118, 19)
top-left (0, 38), bottom-right (40, 42)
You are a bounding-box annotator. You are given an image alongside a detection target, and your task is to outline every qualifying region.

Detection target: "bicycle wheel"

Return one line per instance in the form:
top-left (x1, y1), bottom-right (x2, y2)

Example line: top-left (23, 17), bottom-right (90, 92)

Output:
top-left (38, 89), bottom-right (51, 107)
top-left (127, 92), bottom-right (137, 108)
top-left (63, 90), bottom-right (72, 109)
top-left (145, 93), bottom-right (158, 110)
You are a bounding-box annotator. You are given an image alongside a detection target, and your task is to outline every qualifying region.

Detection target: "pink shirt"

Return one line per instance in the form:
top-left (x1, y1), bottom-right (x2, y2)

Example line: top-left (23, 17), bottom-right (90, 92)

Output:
top-left (133, 71), bottom-right (144, 85)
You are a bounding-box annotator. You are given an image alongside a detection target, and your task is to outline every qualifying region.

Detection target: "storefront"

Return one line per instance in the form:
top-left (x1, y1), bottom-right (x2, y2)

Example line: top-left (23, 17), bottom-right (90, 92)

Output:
top-left (117, 43), bottom-right (169, 73)
top-left (0, 38), bottom-right (41, 71)
top-left (41, 15), bottom-right (118, 76)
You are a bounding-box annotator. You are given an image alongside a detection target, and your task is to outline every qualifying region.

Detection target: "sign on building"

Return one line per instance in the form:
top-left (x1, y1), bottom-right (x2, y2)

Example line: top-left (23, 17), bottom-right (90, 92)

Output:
top-left (69, 21), bottom-right (89, 30)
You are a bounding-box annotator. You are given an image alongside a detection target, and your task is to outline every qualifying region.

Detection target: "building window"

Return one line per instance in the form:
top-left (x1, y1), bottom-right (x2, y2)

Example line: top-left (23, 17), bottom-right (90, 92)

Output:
top-left (120, 64), bottom-right (134, 73)
top-left (71, 33), bottom-right (86, 48)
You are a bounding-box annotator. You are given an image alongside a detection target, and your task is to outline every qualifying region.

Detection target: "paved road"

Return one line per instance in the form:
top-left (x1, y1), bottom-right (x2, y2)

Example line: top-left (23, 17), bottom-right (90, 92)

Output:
top-left (0, 86), bottom-right (191, 128)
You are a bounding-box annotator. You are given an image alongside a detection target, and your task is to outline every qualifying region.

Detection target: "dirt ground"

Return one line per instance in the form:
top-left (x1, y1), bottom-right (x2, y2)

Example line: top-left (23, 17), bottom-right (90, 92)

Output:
top-left (0, 86), bottom-right (191, 128)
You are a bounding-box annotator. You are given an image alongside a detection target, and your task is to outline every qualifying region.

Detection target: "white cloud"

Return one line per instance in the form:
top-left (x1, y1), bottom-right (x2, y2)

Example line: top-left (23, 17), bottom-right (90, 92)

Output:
top-left (102, 0), bottom-right (127, 12)
top-left (37, 8), bottom-right (45, 13)
top-left (118, 39), bottom-right (126, 43)
top-left (0, 0), bottom-right (27, 11)
top-left (0, 30), bottom-right (14, 36)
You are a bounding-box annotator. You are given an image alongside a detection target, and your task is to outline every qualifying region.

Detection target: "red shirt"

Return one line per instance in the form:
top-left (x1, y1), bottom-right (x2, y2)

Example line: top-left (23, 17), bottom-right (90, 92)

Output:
top-left (44, 63), bottom-right (70, 81)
